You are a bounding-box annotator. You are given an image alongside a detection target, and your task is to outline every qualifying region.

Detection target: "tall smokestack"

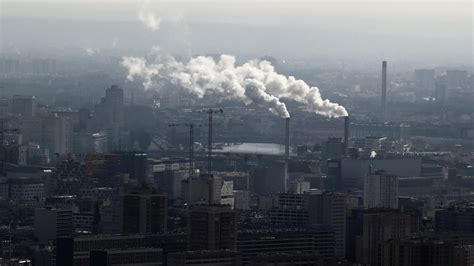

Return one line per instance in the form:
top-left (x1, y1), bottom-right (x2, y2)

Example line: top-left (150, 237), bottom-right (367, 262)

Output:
top-left (344, 116), bottom-right (349, 155)
top-left (381, 61), bottom-right (387, 121)
top-left (285, 117), bottom-right (290, 158)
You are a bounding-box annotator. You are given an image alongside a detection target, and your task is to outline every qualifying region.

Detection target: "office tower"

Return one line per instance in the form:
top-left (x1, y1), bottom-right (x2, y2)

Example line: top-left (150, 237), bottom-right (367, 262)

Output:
top-left (359, 210), bottom-right (412, 265)
top-left (181, 173), bottom-right (222, 204)
top-left (381, 238), bottom-right (467, 266)
top-left (220, 180), bottom-right (234, 208)
top-left (237, 226), bottom-right (335, 264)
top-left (56, 238), bottom-right (73, 266)
top-left (11, 95), bottom-right (36, 117)
top-left (187, 205), bottom-right (236, 251)
top-left (167, 250), bottom-right (241, 265)
top-left (64, 234), bottom-right (185, 265)
top-left (42, 113), bottom-right (73, 155)
top-left (250, 160), bottom-right (287, 195)
top-left (95, 85), bottom-right (124, 151)
top-left (233, 190), bottom-right (250, 210)
top-left (414, 69), bottom-right (435, 91)
top-left (435, 76), bottom-right (447, 106)
top-left (327, 159), bottom-right (342, 191)
top-left (324, 137), bottom-right (344, 159)
top-left (121, 152), bottom-right (147, 181)
top-left (270, 193), bottom-right (309, 225)
top-left (8, 176), bottom-right (45, 202)
top-left (84, 153), bottom-right (122, 187)
top-left (251, 252), bottom-right (325, 265)
top-left (435, 204), bottom-right (474, 232)
top-left (103, 85), bottom-right (124, 127)
top-left (305, 191), bottom-right (347, 259)
top-left (446, 69), bottom-right (468, 91)
top-left (154, 169), bottom-right (189, 199)
top-left (122, 187), bottom-right (167, 234)
top-left (34, 208), bottom-right (73, 243)
top-left (381, 61), bottom-right (387, 121)
top-left (364, 170), bottom-right (399, 209)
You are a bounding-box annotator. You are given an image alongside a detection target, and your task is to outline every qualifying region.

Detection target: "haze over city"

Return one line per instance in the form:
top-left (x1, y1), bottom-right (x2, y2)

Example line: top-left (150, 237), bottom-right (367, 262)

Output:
top-left (0, 0), bottom-right (473, 265)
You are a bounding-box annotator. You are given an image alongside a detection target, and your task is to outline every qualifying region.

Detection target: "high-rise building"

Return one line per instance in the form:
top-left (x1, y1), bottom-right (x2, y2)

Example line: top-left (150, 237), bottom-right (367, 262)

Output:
top-left (42, 113), bottom-right (73, 155)
top-left (34, 208), bottom-right (73, 243)
top-left (327, 159), bottom-right (342, 191)
top-left (250, 160), bottom-right (287, 195)
top-left (324, 137), bottom-right (344, 159)
top-left (84, 153), bottom-right (122, 188)
top-left (187, 204), bottom-right (236, 251)
top-left (435, 76), bottom-right (447, 106)
top-left (381, 238), bottom-right (470, 266)
top-left (381, 61), bottom-right (387, 121)
top-left (154, 169), bottom-right (189, 199)
top-left (364, 170), bottom-right (398, 209)
top-left (95, 85), bottom-right (125, 151)
top-left (103, 85), bottom-right (124, 128)
top-left (358, 210), bottom-right (412, 265)
top-left (181, 173), bottom-right (222, 204)
top-left (237, 226), bottom-right (335, 264)
top-left (267, 191), bottom-right (346, 258)
top-left (11, 95), bottom-right (36, 117)
top-left (435, 204), bottom-right (474, 232)
top-left (167, 250), bottom-right (241, 266)
top-left (446, 69), bottom-right (468, 91)
top-left (414, 69), bottom-right (435, 91)
top-left (305, 191), bottom-right (347, 259)
top-left (122, 187), bottom-right (168, 234)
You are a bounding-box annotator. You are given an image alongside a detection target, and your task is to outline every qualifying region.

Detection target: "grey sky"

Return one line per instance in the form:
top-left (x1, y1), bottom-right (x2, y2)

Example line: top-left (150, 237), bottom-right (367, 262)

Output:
top-left (1, 0), bottom-right (472, 66)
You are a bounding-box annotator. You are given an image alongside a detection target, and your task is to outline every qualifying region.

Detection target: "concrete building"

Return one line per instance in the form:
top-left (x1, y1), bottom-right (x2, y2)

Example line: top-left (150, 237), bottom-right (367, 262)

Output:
top-left (358, 210), bottom-right (412, 265)
top-left (250, 160), bottom-right (287, 195)
top-left (364, 170), bottom-right (398, 209)
top-left (187, 204), bottom-right (236, 251)
top-left (341, 157), bottom-right (421, 189)
top-left (414, 69), bottom-right (435, 91)
top-left (42, 113), bottom-right (73, 155)
top-left (237, 226), bottom-right (335, 265)
top-left (233, 190), bottom-right (250, 210)
top-left (181, 174), bottom-right (222, 204)
top-left (11, 95), bottom-right (36, 117)
top-left (8, 177), bottom-right (45, 202)
top-left (34, 208), bottom-right (73, 243)
top-left (122, 187), bottom-right (167, 234)
top-left (381, 238), bottom-right (471, 266)
top-left (324, 137), bottom-right (344, 159)
top-left (61, 234), bottom-right (185, 266)
top-left (435, 204), bottom-right (474, 232)
top-left (269, 192), bottom-right (346, 259)
top-left (305, 191), bottom-right (347, 259)
top-left (154, 169), bottom-right (189, 199)
top-left (167, 250), bottom-right (241, 266)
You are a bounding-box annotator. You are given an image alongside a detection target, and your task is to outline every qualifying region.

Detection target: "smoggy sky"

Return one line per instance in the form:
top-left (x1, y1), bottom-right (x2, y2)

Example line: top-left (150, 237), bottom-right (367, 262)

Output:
top-left (1, 0), bottom-right (472, 66)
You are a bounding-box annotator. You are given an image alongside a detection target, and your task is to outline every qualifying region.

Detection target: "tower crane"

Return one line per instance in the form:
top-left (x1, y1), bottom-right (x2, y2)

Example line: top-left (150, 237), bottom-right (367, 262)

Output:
top-left (168, 123), bottom-right (202, 177)
top-left (193, 108), bottom-right (223, 174)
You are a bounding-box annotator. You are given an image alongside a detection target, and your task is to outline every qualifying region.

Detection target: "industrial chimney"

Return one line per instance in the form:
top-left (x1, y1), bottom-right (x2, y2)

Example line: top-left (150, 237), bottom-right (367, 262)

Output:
top-left (343, 116), bottom-right (350, 155)
top-left (381, 61), bottom-right (387, 121)
top-left (285, 117), bottom-right (290, 159)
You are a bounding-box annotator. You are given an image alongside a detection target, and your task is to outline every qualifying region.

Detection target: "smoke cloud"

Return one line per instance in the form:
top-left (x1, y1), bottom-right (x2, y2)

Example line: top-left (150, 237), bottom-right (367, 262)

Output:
top-left (138, 1), bottom-right (161, 31)
top-left (121, 54), bottom-right (348, 118)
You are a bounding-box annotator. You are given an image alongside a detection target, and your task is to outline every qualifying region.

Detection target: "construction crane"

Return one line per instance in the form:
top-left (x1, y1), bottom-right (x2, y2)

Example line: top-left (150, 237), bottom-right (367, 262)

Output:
top-left (168, 123), bottom-right (202, 177)
top-left (193, 108), bottom-right (223, 174)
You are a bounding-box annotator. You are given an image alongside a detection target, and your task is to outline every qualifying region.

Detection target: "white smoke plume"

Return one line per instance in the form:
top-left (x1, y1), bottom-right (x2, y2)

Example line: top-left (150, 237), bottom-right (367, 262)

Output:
top-left (370, 151), bottom-right (377, 158)
top-left (121, 54), bottom-right (348, 118)
top-left (138, 1), bottom-right (161, 31)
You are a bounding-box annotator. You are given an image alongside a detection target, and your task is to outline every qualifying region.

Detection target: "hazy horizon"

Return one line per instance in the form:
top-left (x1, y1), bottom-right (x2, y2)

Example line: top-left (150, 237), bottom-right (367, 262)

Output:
top-left (1, 0), bottom-right (472, 67)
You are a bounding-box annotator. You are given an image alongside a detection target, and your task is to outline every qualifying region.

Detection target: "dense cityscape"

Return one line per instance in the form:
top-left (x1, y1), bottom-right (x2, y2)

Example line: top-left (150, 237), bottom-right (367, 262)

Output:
top-left (0, 0), bottom-right (473, 265)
